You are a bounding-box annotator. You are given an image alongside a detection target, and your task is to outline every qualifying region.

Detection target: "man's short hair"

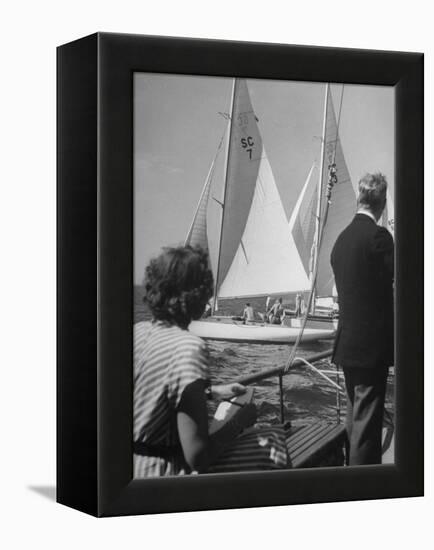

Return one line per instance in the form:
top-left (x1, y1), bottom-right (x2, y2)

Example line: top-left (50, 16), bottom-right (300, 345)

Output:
top-left (357, 172), bottom-right (387, 210)
top-left (357, 172), bottom-right (387, 211)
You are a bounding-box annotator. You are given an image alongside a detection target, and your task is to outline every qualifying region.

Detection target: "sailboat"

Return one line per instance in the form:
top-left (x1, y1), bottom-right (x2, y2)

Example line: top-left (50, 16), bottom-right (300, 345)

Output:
top-left (186, 79), bottom-right (335, 344)
top-left (291, 84), bottom-right (395, 323)
top-left (290, 84), bottom-right (357, 319)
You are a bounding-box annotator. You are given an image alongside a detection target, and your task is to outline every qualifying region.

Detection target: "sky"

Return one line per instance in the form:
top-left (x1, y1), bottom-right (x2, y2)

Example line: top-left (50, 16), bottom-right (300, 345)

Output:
top-left (134, 73), bottom-right (394, 284)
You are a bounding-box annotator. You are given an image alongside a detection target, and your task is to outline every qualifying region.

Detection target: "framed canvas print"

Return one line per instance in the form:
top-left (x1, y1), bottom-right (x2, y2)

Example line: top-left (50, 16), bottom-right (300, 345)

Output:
top-left (57, 33), bottom-right (423, 517)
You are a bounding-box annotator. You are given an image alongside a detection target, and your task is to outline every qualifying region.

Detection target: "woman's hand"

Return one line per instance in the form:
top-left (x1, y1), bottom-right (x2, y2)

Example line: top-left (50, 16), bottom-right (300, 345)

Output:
top-left (233, 402), bottom-right (257, 429)
top-left (177, 380), bottom-right (256, 472)
top-left (211, 383), bottom-right (247, 401)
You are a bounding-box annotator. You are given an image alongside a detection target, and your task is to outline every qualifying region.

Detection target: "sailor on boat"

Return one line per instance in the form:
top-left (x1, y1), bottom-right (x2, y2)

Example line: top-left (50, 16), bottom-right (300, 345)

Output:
top-left (294, 293), bottom-right (302, 317)
top-left (242, 303), bottom-right (255, 324)
top-left (267, 298), bottom-right (284, 324)
top-left (300, 296), bottom-right (306, 316)
top-left (265, 296), bottom-right (271, 311)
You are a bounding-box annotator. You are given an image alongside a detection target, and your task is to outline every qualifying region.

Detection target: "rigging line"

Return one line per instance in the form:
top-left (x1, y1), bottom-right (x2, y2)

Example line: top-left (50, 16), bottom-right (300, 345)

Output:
top-left (332, 84), bottom-right (345, 165)
top-left (240, 240), bottom-right (249, 264)
top-left (289, 86), bottom-right (344, 352)
top-left (284, 191), bottom-right (333, 373)
top-left (309, 84), bottom-right (329, 310)
top-left (284, 84), bottom-right (342, 374)
top-left (294, 357), bottom-right (345, 393)
top-left (212, 78), bottom-right (237, 315)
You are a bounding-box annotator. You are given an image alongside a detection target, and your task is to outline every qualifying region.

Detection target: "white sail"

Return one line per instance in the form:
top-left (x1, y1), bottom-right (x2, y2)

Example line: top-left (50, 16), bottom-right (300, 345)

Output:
top-left (291, 88), bottom-right (356, 298)
top-left (218, 146), bottom-right (310, 298)
top-left (185, 123), bottom-right (228, 252)
top-left (289, 163), bottom-right (317, 278)
top-left (382, 188), bottom-right (395, 237)
top-left (215, 80), bottom-right (263, 293)
top-left (184, 174), bottom-right (212, 252)
top-left (315, 90), bottom-right (356, 297)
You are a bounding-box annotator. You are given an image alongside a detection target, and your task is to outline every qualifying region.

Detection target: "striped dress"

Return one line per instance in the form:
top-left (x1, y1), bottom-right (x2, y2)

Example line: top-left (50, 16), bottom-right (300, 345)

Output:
top-left (134, 320), bottom-right (209, 477)
top-left (134, 320), bottom-right (288, 477)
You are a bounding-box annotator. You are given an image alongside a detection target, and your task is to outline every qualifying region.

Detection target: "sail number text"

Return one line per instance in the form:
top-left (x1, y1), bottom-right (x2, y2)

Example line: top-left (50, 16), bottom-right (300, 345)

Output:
top-left (241, 136), bottom-right (254, 160)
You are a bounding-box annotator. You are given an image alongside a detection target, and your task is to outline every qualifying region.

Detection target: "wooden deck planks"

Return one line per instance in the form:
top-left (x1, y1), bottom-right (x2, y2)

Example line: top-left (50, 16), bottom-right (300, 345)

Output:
top-left (286, 423), bottom-right (332, 455)
top-left (286, 422), bottom-right (346, 468)
top-left (291, 424), bottom-right (341, 459)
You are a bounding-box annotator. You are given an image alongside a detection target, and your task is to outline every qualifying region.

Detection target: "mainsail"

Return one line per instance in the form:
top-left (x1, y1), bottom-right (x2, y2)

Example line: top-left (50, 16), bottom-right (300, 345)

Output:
top-left (291, 87), bottom-right (356, 297)
top-left (215, 80), bottom-right (263, 293)
top-left (185, 78), bottom-right (309, 300)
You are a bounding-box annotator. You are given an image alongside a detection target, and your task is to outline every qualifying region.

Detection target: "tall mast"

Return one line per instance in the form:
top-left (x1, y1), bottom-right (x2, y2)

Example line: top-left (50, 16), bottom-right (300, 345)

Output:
top-left (212, 78), bottom-right (237, 316)
top-left (310, 83), bottom-right (329, 314)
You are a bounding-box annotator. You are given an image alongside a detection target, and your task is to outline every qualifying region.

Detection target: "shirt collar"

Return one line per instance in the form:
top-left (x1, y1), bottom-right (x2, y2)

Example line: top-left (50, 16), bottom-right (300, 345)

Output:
top-left (356, 209), bottom-right (377, 223)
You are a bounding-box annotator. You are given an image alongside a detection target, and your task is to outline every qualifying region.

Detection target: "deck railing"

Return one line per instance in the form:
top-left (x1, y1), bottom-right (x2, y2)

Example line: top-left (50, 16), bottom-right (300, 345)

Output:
top-left (233, 349), bottom-right (344, 424)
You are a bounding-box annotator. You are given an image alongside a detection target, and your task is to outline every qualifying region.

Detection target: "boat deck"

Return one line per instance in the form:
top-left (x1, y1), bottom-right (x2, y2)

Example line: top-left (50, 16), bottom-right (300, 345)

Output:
top-left (285, 422), bottom-right (346, 468)
top-left (210, 386), bottom-right (394, 471)
top-left (284, 422), bottom-right (394, 467)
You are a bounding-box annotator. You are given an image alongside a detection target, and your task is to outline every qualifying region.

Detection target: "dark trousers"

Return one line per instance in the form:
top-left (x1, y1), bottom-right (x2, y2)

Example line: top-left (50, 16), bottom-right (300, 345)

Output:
top-left (343, 366), bottom-right (388, 466)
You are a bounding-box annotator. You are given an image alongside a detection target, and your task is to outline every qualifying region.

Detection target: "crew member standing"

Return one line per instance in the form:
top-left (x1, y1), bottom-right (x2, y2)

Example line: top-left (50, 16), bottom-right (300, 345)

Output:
top-left (268, 298), bottom-right (283, 325)
top-left (331, 173), bottom-right (394, 465)
top-left (242, 303), bottom-right (255, 324)
top-left (295, 293), bottom-right (302, 317)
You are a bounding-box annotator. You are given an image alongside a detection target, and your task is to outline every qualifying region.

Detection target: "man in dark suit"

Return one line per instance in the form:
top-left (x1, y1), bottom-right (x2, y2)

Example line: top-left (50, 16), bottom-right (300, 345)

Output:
top-left (331, 173), bottom-right (394, 465)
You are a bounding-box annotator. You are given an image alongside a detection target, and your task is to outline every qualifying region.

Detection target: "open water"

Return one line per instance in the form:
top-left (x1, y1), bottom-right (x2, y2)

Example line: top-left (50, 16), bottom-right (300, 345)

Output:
top-left (134, 286), bottom-right (394, 426)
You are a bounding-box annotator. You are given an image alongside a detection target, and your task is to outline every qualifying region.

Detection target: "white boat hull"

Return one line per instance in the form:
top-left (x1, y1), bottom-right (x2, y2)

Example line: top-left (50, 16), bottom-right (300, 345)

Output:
top-left (189, 319), bottom-right (335, 344)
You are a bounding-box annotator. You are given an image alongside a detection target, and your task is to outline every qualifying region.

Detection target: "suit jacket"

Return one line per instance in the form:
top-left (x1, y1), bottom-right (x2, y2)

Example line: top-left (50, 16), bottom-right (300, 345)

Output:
top-left (331, 213), bottom-right (394, 368)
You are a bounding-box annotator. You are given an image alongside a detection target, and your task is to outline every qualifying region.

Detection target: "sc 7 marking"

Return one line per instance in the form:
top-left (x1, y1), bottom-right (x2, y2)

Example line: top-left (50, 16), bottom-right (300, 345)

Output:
top-left (241, 136), bottom-right (254, 159)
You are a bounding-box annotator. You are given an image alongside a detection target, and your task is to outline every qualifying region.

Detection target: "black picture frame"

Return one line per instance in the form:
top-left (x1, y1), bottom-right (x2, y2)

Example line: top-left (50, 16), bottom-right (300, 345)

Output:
top-left (57, 32), bottom-right (423, 517)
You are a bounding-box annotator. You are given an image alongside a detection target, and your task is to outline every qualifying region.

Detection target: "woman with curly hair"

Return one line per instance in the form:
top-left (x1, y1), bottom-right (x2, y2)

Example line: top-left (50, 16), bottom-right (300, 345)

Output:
top-left (134, 245), bottom-right (258, 477)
